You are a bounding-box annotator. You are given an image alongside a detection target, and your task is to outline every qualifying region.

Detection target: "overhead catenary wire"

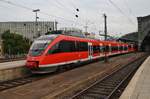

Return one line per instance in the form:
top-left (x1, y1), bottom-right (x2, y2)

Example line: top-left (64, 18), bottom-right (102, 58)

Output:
top-left (0, 3), bottom-right (34, 21)
top-left (68, 0), bottom-right (78, 9)
top-left (122, 0), bottom-right (136, 18)
top-left (52, 0), bottom-right (76, 15)
top-left (0, 0), bottom-right (33, 10)
top-left (49, 0), bottom-right (98, 32)
top-left (52, 0), bottom-right (89, 27)
top-left (108, 0), bottom-right (136, 25)
top-left (0, 0), bottom-right (85, 27)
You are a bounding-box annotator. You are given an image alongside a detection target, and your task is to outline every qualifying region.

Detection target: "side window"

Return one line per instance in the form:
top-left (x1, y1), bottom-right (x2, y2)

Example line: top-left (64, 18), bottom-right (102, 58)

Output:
top-left (124, 46), bottom-right (128, 51)
top-left (77, 42), bottom-right (88, 51)
top-left (100, 46), bottom-right (104, 52)
top-left (48, 40), bottom-right (76, 54)
top-left (59, 40), bottom-right (76, 52)
top-left (116, 46), bottom-right (119, 51)
top-left (128, 45), bottom-right (131, 49)
top-left (112, 46), bottom-right (118, 51)
top-left (48, 43), bottom-right (60, 54)
top-left (105, 45), bottom-right (109, 52)
top-left (119, 46), bottom-right (123, 51)
top-left (93, 46), bottom-right (100, 54)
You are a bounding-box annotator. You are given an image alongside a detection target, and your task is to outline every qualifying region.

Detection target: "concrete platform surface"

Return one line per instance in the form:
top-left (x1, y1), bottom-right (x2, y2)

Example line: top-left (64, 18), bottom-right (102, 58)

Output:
top-left (120, 55), bottom-right (150, 99)
top-left (0, 60), bottom-right (26, 70)
top-left (0, 60), bottom-right (28, 82)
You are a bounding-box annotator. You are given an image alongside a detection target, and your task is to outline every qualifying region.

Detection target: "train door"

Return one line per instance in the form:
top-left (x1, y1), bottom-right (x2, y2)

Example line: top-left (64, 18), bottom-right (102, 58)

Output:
top-left (99, 43), bottom-right (103, 56)
top-left (109, 44), bottom-right (111, 55)
top-left (118, 44), bottom-right (120, 53)
top-left (88, 43), bottom-right (93, 60)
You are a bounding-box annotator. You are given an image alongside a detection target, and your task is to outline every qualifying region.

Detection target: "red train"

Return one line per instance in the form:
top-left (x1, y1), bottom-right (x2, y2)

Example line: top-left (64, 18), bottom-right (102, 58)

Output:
top-left (26, 34), bottom-right (135, 73)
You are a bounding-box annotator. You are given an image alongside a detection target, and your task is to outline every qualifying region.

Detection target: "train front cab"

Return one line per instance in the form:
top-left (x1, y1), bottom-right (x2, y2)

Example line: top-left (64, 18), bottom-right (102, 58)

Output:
top-left (36, 37), bottom-right (90, 73)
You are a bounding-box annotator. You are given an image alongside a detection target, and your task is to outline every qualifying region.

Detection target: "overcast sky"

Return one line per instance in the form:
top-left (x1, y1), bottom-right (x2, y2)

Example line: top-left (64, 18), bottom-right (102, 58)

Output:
top-left (0, 0), bottom-right (150, 37)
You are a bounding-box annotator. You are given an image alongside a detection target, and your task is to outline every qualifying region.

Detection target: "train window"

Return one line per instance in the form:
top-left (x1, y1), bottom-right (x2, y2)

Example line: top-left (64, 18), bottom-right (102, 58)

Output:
top-left (77, 42), bottom-right (88, 51)
top-left (111, 46), bottom-right (114, 51)
top-left (104, 45), bottom-right (109, 52)
top-left (119, 46), bottom-right (123, 51)
top-left (29, 40), bottom-right (50, 56)
top-left (100, 46), bottom-right (104, 52)
top-left (128, 45), bottom-right (132, 49)
top-left (111, 46), bottom-right (118, 51)
top-left (48, 43), bottom-right (60, 54)
top-left (48, 40), bottom-right (76, 54)
top-left (93, 46), bottom-right (100, 54)
top-left (59, 40), bottom-right (76, 52)
top-left (124, 46), bottom-right (128, 51)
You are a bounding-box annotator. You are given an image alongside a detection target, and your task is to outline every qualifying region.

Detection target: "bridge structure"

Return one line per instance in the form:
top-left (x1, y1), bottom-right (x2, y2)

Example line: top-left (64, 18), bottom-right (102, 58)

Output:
top-left (138, 15), bottom-right (150, 51)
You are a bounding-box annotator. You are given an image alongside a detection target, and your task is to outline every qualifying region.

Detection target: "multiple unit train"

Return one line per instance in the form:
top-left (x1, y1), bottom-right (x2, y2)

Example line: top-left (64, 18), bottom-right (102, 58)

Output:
top-left (26, 34), bottom-right (136, 73)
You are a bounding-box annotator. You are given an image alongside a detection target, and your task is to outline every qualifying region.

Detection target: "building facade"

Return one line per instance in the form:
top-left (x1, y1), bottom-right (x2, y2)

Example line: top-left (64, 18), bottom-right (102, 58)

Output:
top-left (0, 21), bottom-right (56, 40)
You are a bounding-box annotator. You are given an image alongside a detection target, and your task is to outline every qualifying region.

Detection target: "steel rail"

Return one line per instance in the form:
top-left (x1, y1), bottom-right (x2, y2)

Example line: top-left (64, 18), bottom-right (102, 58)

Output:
top-left (71, 55), bottom-right (147, 99)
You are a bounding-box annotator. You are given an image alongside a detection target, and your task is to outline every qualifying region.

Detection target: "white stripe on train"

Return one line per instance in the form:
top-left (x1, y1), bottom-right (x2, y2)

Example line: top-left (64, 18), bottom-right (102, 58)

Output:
top-left (39, 52), bottom-right (128, 68)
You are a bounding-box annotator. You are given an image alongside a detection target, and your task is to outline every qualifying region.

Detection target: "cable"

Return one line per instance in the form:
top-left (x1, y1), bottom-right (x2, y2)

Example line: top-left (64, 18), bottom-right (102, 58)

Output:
top-left (68, 0), bottom-right (78, 9)
top-left (0, 3), bottom-right (28, 21)
top-left (53, 0), bottom-right (75, 15)
top-left (108, 0), bottom-right (136, 25)
top-left (0, 0), bottom-right (84, 26)
top-left (0, 0), bottom-right (33, 10)
top-left (51, 0), bottom-right (89, 28)
top-left (52, 0), bottom-right (88, 26)
top-left (122, 0), bottom-right (136, 18)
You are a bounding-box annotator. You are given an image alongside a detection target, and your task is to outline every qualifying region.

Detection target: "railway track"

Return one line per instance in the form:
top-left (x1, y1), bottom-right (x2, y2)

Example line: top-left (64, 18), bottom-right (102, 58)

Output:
top-left (0, 75), bottom-right (46, 91)
top-left (0, 60), bottom-right (83, 92)
top-left (71, 55), bottom-right (148, 99)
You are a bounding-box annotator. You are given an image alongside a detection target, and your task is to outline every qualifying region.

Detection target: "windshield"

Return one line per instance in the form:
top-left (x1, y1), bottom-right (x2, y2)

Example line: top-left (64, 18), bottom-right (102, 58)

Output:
top-left (29, 40), bottom-right (51, 56)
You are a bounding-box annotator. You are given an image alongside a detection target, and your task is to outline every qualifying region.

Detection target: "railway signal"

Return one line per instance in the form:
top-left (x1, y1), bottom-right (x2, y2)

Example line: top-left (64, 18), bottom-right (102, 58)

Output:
top-left (76, 8), bottom-right (79, 12)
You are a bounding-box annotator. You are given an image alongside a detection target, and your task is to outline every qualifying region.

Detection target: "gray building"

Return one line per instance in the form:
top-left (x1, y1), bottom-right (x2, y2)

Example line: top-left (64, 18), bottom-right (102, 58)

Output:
top-left (0, 21), bottom-right (56, 40)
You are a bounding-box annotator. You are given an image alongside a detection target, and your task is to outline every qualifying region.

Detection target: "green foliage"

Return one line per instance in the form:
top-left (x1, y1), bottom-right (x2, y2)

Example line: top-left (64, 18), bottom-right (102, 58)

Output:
top-left (1, 30), bottom-right (31, 55)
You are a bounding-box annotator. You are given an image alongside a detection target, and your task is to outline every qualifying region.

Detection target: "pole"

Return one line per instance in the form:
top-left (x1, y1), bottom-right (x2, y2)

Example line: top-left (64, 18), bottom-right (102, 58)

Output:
top-left (104, 13), bottom-right (108, 63)
top-left (104, 14), bottom-right (107, 41)
top-left (33, 9), bottom-right (40, 38)
top-left (55, 20), bottom-right (58, 31)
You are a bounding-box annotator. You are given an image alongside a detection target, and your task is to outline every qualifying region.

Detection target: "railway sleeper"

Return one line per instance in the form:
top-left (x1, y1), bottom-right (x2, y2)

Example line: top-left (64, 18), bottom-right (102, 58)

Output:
top-left (95, 85), bottom-right (114, 89)
top-left (82, 93), bottom-right (107, 99)
top-left (87, 90), bottom-right (111, 96)
top-left (90, 87), bottom-right (113, 93)
top-left (98, 83), bottom-right (117, 87)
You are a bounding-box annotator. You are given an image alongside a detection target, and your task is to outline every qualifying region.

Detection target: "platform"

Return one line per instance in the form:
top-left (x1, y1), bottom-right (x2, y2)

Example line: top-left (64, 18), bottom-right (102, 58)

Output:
top-left (120, 55), bottom-right (150, 99)
top-left (0, 60), bottom-right (26, 70)
top-left (0, 60), bottom-right (28, 82)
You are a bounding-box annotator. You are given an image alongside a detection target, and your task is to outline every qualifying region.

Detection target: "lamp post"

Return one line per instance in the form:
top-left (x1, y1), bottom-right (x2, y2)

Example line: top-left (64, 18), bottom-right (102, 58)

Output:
top-left (33, 9), bottom-right (40, 38)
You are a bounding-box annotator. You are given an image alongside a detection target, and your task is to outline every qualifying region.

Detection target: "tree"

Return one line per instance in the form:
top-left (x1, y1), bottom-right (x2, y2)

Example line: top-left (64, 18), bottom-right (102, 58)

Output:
top-left (1, 30), bottom-right (31, 56)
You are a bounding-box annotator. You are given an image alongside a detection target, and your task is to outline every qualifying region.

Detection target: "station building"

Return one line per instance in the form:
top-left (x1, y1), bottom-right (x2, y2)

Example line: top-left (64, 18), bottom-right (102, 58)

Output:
top-left (0, 21), bottom-right (56, 40)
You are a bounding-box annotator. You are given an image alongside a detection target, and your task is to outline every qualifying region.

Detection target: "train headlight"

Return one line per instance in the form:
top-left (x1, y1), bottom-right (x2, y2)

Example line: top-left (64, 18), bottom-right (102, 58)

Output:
top-left (26, 61), bottom-right (39, 68)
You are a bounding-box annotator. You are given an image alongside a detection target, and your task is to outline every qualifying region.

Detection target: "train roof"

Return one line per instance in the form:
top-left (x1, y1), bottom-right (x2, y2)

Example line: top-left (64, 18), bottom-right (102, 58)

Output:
top-left (37, 34), bottom-right (128, 45)
top-left (36, 34), bottom-right (59, 40)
